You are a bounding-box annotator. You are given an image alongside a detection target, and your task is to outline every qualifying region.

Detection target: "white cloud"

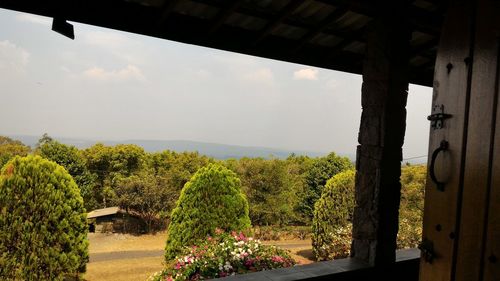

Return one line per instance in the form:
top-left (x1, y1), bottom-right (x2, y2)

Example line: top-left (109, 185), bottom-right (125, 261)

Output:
top-left (325, 78), bottom-right (338, 90)
top-left (0, 40), bottom-right (30, 73)
top-left (293, 68), bottom-right (319, 80)
top-left (82, 31), bottom-right (144, 64)
top-left (83, 31), bottom-right (130, 49)
top-left (243, 68), bottom-right (274, 84)
top-left (83, 65), bottom-right (146, 82)
top-left (15, 13), bottom-right (52, 26)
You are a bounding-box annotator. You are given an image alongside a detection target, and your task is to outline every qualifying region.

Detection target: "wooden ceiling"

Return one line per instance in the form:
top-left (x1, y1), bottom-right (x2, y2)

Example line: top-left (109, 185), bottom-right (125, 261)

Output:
top-left (0, 0), bottom-right (445, 86)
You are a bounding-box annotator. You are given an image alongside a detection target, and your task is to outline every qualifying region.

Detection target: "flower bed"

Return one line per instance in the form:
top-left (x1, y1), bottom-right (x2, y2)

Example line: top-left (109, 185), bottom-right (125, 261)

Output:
top-left (149, 230), bottom-right (296, 281)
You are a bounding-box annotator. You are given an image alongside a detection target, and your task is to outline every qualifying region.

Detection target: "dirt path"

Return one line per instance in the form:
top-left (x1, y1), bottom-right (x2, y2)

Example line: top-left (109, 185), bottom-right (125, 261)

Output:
top-left (90, 250), bottom-right (164, 262)
top-left (263, 240), bottom-right (311, 249)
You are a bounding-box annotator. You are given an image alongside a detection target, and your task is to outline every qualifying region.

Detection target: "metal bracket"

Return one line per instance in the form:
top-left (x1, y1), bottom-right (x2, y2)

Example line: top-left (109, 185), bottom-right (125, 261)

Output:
top-left (418, 238), bottom-right (436, 263)
top-left (427, 104), bottom-right (452, 129)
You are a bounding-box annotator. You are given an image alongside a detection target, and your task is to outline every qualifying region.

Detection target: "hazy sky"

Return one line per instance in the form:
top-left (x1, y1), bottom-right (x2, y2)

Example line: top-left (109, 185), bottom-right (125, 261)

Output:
top-left (0, 9), bottom-right (432, 159)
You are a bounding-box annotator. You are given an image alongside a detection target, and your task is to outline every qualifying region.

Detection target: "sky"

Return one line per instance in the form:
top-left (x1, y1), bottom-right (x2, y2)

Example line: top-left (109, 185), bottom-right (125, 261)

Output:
top-left (0, 8), bottom-right (433, 159)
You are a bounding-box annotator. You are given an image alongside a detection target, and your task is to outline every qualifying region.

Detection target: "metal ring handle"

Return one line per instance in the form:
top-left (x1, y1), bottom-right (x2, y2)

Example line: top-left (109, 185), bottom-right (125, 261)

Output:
top-left (430, 140), bottom-right (449, 191)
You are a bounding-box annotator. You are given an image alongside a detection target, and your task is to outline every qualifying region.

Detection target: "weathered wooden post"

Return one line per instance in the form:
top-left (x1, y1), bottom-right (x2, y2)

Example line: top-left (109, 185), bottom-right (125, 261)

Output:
top-left (351, 4), bottom-right (411, 266)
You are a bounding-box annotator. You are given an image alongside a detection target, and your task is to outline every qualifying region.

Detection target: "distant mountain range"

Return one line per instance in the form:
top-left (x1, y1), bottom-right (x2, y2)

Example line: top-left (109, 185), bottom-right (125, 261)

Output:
top-left (8, 135), bottom-right (347, 160)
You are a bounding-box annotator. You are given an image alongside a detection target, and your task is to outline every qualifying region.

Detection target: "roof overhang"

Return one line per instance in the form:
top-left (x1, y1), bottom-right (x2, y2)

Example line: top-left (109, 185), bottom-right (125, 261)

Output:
top-left (0, 0), bottom-right (445, 87)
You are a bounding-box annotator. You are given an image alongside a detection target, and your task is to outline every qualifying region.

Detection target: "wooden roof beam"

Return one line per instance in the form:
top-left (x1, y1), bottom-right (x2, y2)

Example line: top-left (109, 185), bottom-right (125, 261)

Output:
top-left (191, 0), bottom-right (367, 44)
top-left (252, 0), bottom-right (307, 46)
top-left (156, 0), bottom-right (181, 28)
top-left (410, 37), bottom-right (439, 56)
top-left (290, 6), bottom-right (350, 54)
top-left (207, 0), bottom-right (245, 35)
top-left (316, 0), bottom-right (443, 35)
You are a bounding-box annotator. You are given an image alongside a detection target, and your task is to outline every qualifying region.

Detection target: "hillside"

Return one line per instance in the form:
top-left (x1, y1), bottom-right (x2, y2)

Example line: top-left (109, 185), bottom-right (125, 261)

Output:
top-left (9, 135), bottom-right (334, 160)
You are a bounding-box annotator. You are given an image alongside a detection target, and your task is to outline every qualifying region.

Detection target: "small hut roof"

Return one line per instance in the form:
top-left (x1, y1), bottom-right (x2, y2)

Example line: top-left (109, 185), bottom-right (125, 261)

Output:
top-left (87, 206), bottom-right (121, 219)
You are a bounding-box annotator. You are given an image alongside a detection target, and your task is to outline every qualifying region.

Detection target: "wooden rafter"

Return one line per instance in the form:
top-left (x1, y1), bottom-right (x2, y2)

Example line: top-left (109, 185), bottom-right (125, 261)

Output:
top-left (156, 0), bottom-right (181, 28)
top-left (316, 0), bottom-right (442, 35)
top-left (252, 0), bottom-right (306, 46)
top-left (290, 6), bottom-right (349, 54)
top-left (207, 0), bottom-right (245, 35)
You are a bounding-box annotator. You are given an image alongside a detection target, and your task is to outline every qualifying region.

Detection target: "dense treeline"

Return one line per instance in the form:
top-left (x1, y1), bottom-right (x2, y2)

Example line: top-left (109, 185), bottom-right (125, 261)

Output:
top-left (0, 135), bottom-right (424, 235)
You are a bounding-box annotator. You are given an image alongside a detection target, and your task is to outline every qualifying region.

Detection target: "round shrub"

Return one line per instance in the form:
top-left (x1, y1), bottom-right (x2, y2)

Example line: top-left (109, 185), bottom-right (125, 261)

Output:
top-left (165, 163), bottom-right (251, 260)
top-left (312, 170), bottom-right (355, 261)
top-left (0, 155), bottom-right (89, 280)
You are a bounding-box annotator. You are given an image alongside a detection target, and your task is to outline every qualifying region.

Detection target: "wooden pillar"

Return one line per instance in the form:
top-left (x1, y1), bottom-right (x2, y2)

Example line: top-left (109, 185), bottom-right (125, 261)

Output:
top-left (351, 8), bottom-right (411, 266)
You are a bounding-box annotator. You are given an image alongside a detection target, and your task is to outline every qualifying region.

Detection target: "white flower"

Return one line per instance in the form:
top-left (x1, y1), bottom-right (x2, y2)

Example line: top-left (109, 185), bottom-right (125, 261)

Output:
top-left (224, 261), bottom-right (233, 271)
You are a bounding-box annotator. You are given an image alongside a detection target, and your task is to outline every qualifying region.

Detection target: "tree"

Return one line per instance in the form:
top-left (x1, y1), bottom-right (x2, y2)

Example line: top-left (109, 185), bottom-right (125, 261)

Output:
top-left (0, 155), bottom-right (89, 280)
top-left (312, 170), bottom-right (356, 261)
top-left (226, 157), bottom-right (302, 226)
top-left (300, 152), bottom-right (353, 220)
top-left (149, 151), bottom-right (212, 193)
top-left (36, 133), bottom-right (54, 148)
top-left (82, 143), bottom-right (146, 208)
top-left (165, 163), bottom-right (251, 260)
top-left (0, 136), bottom-right (31, 168)
top-left (115, 172), bottom-right (177, 233)
top-left (37, 138), bottom-right (97, 210)
top-left (398, 165), bottom-right (426, 249)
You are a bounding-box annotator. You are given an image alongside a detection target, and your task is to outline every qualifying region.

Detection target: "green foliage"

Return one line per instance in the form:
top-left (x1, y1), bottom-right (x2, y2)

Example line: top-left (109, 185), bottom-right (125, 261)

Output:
top-left (226, 157), bottom-right (303, 226)
top-left (37, 138), bottom-right (97, 210)
top-left (0, 136), bottom-right (31, 168)
top-left (312, 170), bottom-right (355, 261)
top-left (301, 153), bottom-right (353, 220)
top-left (165, 164), bottom-right (251, 260)
top-left (311, 165), bottom-right (427, 260)
top-left (0, 155), bottom-right (89, 280)
top-left (252, 225), bottom-right (311, 241)
top-left (115, 172), bottom-right (177, 233)
top-left (148, 151), bottom-right (212, 194)
top-left (152, 231), bottom-right (295, 281)
top-left (82, 143), bottom-right (146, 207)
top-left (398, 165), bottom-right (426, 249)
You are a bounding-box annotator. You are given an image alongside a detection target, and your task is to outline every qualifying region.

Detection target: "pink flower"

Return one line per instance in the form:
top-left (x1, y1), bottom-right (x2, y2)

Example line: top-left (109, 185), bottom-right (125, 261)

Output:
top-left (271, 256), bottom-right (285, 263)
top-left (244, 259), bottom-right (254, 267)
top-left (238, 232), bottom-right (246, 241)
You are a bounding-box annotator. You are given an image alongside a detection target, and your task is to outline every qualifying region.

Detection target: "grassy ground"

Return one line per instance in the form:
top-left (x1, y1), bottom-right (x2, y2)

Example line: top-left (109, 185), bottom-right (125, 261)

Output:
top-left (86, 256), bottom-right (164, 281)
top-left (85, 232), bottom-right (314, 281)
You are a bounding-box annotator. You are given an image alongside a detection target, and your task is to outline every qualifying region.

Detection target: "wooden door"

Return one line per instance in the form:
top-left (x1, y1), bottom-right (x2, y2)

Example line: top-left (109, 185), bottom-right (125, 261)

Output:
top-left (419, 0), bottom-right (474, 280)
top-left (456, 0), bottom-right (500, 280)
top-left (420, 0), bottom-right (500, 280)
